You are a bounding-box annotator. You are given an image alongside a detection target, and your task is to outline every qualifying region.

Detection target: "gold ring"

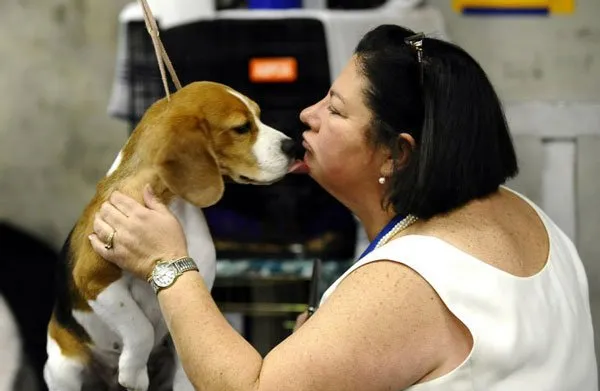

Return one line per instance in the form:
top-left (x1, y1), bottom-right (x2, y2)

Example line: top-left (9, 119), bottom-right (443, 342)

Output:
top-left (104, 230), bottom-right (116, 250)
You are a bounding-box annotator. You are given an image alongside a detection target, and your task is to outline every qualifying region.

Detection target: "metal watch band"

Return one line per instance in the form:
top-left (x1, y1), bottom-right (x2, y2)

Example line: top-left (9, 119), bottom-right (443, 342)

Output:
top-left (150, 257), bottom-right (198, 294)
top-left (172, 257), bottom-right (197, 274)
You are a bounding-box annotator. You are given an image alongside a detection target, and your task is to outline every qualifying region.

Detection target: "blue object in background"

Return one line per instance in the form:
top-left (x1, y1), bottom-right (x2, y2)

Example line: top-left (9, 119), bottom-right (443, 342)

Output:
top-left (462, 7), bottom-right (549, 15)
top-left (248, 0), bottom-right (302, 9)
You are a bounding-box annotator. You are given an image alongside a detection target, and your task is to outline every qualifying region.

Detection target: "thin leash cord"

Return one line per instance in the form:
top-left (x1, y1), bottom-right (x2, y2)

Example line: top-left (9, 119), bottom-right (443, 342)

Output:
top-left (137, 0), bottom-right (182, 101)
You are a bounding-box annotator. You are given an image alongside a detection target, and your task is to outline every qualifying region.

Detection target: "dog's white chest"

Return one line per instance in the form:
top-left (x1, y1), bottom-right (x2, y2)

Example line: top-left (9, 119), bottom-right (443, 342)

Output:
top-left (168, 198), bottom-right (217, 290)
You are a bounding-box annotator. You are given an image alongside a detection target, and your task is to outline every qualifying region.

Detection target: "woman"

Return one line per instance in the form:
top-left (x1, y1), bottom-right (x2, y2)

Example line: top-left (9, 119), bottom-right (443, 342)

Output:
top-left (89, 25), bottom-right (597, 390)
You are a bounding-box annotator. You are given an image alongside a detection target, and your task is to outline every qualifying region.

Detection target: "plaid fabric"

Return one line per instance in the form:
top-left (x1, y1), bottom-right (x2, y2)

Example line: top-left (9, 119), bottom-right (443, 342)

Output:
top-left (108, 21), bottom-right (168, 129)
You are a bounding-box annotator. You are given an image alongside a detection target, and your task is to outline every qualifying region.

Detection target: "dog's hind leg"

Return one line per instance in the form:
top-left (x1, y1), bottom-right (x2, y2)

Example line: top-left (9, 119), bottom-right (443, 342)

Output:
top-left (88, 278), bottom-right (154, 391)
top-left (44, 320), bottom-right (88, 391)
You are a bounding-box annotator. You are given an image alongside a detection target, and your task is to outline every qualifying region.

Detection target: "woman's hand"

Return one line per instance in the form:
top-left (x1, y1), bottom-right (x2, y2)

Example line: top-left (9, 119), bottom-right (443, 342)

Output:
top-left (89, 184), bottom-right (189, 280)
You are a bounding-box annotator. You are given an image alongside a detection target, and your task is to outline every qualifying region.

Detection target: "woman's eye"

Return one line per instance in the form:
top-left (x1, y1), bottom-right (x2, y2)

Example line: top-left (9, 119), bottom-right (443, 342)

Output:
top-left (233, 122), bottom-right (252, 134)
top-left (327, 106), bottom-right (340, 116)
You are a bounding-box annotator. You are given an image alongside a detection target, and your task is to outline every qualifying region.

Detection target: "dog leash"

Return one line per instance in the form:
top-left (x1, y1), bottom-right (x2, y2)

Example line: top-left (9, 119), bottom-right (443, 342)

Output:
top-left (137, 0), bottom-right (183, 101)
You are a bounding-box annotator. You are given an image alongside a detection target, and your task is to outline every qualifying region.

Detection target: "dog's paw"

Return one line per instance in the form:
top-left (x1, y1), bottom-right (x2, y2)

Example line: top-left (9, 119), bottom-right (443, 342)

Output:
top-left (118, 366), bottom-right (149, 391)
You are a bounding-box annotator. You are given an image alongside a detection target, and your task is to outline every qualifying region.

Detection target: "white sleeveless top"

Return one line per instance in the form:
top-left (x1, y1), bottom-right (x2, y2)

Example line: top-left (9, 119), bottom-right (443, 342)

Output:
top-left (320, 190), bottom-right (598, 391)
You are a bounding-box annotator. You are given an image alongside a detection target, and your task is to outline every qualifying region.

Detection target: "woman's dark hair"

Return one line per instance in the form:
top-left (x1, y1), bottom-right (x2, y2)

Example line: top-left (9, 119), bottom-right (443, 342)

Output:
top-left (355, 24), bottom-right (518, 219)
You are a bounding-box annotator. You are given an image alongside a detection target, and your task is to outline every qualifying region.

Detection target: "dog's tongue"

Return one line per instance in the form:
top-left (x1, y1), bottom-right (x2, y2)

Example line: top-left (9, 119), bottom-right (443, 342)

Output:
top-left (288, 160), bottom-right (309, 174)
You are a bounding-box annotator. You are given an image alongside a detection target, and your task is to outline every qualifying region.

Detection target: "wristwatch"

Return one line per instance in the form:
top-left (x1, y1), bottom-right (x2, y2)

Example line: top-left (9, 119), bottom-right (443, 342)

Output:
top-left (148, 257), bottom-right (198, 294)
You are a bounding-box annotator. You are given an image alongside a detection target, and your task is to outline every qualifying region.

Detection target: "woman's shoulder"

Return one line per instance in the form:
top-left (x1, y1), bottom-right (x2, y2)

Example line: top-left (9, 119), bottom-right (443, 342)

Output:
top-left (395, 188), bottom-right (550, 278)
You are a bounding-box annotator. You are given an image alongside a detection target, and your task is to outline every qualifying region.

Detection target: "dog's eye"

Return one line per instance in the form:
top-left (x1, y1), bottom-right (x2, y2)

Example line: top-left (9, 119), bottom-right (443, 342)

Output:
top-left (233, 122), bottom-right (252, 134)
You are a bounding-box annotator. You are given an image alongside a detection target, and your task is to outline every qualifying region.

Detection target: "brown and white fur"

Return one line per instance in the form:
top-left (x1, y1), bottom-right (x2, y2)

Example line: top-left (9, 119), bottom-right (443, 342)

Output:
top-left (43, 81), bottom-right (297, 391)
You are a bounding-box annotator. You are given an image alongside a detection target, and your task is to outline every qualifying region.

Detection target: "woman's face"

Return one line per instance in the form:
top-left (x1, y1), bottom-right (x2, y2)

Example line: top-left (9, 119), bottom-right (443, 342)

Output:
top-left (300, 57), bottom-right (387, 204)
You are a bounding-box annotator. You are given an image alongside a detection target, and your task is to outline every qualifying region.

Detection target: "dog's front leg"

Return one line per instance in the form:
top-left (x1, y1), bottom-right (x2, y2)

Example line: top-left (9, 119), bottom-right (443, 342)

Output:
top-left (172, 350), bottom-right (195, 391)
top-left (89, 278), bottom-right (154, 391)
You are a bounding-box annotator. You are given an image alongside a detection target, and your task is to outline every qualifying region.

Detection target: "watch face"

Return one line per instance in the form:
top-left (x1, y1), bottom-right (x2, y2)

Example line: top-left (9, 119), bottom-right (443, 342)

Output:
top-left (153, 262), bottom-right (177, 288)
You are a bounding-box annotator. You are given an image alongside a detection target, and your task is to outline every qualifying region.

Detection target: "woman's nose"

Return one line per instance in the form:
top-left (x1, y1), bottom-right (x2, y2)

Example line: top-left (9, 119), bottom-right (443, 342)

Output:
top-left (300, 98), bottom-right (324, 129)
top-left (299, 104), bottom-right (315, 126)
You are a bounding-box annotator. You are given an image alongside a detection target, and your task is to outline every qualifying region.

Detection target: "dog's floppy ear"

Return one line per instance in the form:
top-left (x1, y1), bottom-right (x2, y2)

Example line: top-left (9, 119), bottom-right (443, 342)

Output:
top-left (155, 116), bottom-right (224, 207)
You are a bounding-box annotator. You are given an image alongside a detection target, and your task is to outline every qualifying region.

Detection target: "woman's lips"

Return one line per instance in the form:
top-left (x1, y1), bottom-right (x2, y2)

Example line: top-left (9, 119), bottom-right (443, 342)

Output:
top-left (302, 139), bottom-right (311, 152)
top-left (288, 137), bottom-right (311, 174)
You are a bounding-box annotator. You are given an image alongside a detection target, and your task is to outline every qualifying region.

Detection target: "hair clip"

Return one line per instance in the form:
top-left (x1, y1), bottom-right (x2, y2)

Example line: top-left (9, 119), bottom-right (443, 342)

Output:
top-left (405, 33), bottom-right (425, 84)
top-left (404, 33), bottom-right (425, 64)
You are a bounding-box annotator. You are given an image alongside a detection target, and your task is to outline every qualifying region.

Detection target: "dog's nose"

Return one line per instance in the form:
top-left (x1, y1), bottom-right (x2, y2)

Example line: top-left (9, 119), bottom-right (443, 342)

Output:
top-left (280, 138), bottom-right (296, 157)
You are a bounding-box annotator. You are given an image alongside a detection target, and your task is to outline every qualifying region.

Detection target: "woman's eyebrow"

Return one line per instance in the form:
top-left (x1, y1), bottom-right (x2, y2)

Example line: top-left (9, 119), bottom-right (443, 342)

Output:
top-left (329, 89), bottom-right (346, 105)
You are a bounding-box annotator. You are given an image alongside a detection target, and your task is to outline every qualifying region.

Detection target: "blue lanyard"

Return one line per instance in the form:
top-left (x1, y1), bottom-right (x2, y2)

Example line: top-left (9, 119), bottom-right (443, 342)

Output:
top-left (357, 215), bottom-right (405, 261)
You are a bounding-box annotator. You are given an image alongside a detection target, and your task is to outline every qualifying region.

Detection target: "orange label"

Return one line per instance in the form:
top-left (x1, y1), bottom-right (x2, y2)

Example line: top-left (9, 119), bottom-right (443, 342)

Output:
top-left (249, 57), bottom-right (298, 83)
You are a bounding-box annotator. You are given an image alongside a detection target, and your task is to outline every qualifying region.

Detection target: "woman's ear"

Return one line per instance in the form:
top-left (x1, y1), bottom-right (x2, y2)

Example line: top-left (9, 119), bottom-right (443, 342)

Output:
top-left (155, 116), bottom-right (224, 208)
top-left (380, 132), bottom-right (416, 177)
top-left (396, 132), bottom-right (416, 169)
top-left (399, 132), bottom-right (416, 150)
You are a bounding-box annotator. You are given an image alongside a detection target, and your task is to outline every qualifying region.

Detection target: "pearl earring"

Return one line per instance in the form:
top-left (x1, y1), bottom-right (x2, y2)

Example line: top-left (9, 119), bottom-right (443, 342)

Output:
top-left (378, 177), bottom-right (386, 184)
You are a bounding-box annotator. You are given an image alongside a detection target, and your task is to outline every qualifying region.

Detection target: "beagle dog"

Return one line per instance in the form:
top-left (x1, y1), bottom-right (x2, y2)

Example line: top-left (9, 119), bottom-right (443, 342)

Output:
top-left (44, 81), bottom-right (300, 391)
